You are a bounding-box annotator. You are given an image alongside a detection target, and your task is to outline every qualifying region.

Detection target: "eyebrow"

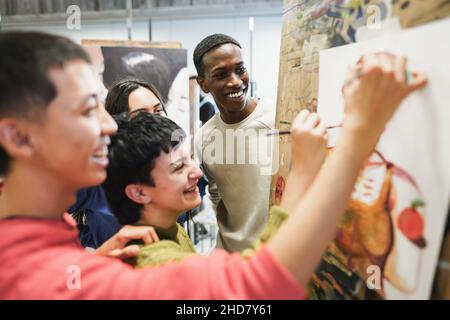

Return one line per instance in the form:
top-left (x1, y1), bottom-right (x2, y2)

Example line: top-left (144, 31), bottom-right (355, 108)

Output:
top-left (211, 61), bottom-right (244, 74)
top-left (129, 103), bottom-right (162, 115)
top-left (77, 93), bottom-right (98, 108)
top-left (170, 156), bottom-right (188, 169)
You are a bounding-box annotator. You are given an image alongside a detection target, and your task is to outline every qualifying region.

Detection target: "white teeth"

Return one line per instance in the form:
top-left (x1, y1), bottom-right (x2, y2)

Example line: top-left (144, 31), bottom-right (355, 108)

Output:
top-left (227, 90), bottom-right (244, 98)
top-left (93, 146), bottom-right (108, 158)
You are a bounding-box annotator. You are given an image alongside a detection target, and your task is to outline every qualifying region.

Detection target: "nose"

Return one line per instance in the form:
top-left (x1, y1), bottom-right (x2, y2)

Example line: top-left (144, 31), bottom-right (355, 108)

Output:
top-left (188, 164), bottom-right (203, 181)
top-left (98, 103), bottom-right (118, 137)
top-left (227, 72), bottom-right (243, 88)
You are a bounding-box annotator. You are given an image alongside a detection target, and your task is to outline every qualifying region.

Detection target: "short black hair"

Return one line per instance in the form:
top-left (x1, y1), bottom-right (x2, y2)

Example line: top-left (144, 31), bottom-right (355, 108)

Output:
top-left (0, 31), bottom-right (91, 176)
top-left (103, 112), bottom-right (185, 225)
top-left (105, 78), bottom-right (167, 116)
top-left (193, 34), bottom-right (241, 76)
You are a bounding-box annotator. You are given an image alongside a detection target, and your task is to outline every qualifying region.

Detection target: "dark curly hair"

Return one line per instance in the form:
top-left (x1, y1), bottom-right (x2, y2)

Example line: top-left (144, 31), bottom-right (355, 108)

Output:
top-left (193, 33), bottom-right (241, 77)
top-left (103, 112), bottom-right (185, 225)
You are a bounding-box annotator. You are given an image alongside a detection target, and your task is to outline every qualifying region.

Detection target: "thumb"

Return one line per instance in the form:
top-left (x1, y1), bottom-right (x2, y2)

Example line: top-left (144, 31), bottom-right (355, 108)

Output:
top-left (107, 245), bottom-right (140, 260)
top-left (407, 70), bottom-right (428, 92)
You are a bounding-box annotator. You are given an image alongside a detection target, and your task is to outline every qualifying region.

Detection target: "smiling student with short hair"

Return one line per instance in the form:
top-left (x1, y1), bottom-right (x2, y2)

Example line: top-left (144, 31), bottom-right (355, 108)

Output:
top-left (194, 34), bottom-right (277, 252)
top-left (0, 31), bottom-right (426, 299)
top-left (102, 110), bottom-right (327, 267)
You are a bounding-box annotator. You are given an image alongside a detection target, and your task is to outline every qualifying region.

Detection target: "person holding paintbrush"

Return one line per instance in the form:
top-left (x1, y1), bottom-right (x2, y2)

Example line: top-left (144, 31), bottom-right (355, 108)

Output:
top-left (0, 31), bottom-right (427, 299)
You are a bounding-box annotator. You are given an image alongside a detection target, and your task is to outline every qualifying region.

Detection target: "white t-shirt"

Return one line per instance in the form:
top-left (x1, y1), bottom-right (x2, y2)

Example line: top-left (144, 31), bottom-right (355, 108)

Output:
top-left (194, 99), bottom-right (276, 252)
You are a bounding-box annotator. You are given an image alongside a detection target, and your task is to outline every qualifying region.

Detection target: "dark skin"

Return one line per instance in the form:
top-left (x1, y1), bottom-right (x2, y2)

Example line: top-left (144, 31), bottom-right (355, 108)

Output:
top-left (197, 43), bottom-right (258, 124)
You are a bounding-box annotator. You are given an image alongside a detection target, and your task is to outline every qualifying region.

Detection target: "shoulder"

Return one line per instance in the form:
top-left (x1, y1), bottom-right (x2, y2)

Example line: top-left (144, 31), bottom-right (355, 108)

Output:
top-left (136, 240), bottom-right (193, 268)
top-left (252, 99), bottom-right (276, 129)
top-left (176, 223), bottom-right (190, 240)
top-left (201, 113), bottom-right (221, 132)
top-left (195, 114), bottom-right (221, 145)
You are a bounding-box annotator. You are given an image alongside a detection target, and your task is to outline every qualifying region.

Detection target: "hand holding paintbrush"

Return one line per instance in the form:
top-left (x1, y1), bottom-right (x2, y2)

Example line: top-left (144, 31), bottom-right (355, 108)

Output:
top-left (266, 121), bottom-right (340, 136)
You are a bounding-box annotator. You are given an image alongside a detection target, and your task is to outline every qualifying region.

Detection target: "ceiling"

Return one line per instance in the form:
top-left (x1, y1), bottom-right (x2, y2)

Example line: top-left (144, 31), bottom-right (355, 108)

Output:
top-left (0, 0), bottom-right (283, 23)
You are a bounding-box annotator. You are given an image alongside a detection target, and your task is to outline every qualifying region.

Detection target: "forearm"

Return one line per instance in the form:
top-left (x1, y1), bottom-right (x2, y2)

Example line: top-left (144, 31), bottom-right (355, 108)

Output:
top-left (280, 167), bottom-right (316, 214)
top-left (241, 206), bottom-right (289, 257)
top-left (267, 127), bottom-right (373, 287)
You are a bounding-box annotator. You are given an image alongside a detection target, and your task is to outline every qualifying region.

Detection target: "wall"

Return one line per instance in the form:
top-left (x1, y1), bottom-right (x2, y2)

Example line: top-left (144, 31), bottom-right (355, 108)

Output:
top-left (152, 15), bottom-right (282, 102)
top-left (2, 14), bottom-right (282, 102)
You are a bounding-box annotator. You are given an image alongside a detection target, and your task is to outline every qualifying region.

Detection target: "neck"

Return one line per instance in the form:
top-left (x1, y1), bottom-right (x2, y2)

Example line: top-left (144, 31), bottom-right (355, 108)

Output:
top-left (0, 163), bottom-right (76, 221)
top-left (139, 205), bottom-right (180, 229)
top-left (219, 97), bottom-right (258, 124)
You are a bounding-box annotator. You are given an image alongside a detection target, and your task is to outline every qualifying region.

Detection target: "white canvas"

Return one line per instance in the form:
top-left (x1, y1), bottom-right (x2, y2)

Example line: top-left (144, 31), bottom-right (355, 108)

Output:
top-left (318, 18), bottom-right (450, 299)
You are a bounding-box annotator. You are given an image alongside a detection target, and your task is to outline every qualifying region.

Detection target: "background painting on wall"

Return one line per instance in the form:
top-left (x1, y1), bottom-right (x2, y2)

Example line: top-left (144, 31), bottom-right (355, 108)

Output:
top-left (315, 18), bottom-right (450, 300)
top-left (272, 0), bottom-right (450, 299)
top-left (82, 40), bottom-right (191, 140)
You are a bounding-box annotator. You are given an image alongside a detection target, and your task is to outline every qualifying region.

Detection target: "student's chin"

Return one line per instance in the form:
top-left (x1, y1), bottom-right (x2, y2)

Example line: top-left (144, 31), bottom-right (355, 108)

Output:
top-left (83, 172), bottom-right (107, 188)
top-left (182, 196), bottom-right (201, 211)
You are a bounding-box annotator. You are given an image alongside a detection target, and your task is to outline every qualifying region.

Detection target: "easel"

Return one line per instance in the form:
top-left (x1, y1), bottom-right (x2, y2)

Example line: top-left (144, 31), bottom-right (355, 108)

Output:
top-left (272, 0), bottom-right (450, 299)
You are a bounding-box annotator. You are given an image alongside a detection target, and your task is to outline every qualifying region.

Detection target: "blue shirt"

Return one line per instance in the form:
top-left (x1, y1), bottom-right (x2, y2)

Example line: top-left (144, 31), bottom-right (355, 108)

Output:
top-left (69, 186), bottom-right (122, 249)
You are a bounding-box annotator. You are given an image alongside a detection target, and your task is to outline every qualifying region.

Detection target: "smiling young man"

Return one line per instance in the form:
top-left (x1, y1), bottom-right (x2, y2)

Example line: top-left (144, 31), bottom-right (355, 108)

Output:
top-left (69, 79), bottom-right (168, 249)
top-left (0, 31), bottom-right (305, 299)
top-left (0, 31), bottom-right (427, 299)
top-left (102, 111), bottom-right (328, 267)
top-left (194, 34), bottom-right (277, 252)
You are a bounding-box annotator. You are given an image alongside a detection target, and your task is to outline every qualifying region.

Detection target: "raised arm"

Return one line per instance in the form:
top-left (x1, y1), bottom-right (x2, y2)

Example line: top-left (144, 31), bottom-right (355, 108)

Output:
top-left (267, 53), bottom-right (428, 288)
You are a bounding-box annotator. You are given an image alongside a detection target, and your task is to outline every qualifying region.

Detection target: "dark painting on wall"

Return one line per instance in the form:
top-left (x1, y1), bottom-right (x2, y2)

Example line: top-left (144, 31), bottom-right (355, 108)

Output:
top-left (82, 40), bottom-right (190, 139)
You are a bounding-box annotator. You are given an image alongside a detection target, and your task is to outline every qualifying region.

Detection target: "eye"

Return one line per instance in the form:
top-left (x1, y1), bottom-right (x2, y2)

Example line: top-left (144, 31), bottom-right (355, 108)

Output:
top-left (214, 71), bottom-right (227, 80)
top-left (85, 107), bottom-right (96, 116)
top-left (236, 66), bottom-right (246, 75)
top-left (174, 162), bottom-right (185, 172)
top-left (154, 108), bottom-right (164, 116)
top-left (83, 97), bottom-right (98, 116)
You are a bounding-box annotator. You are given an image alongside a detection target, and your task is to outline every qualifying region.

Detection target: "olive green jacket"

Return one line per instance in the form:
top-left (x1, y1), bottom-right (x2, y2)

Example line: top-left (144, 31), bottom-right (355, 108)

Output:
top-left (135, 206), bottom-right (288, 268)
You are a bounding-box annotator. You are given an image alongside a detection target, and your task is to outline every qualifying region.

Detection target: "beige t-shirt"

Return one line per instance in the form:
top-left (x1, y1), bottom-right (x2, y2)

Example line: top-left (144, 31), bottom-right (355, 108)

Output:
top-left (194, 99), bottom-right (276, 252)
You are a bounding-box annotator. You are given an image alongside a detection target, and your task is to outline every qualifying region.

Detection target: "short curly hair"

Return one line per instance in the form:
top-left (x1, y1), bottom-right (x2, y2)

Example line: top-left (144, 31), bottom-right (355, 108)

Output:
top-left (103, 112), bottom-right (185, 225)
top-left (193, 34), bottom-right (241, 76)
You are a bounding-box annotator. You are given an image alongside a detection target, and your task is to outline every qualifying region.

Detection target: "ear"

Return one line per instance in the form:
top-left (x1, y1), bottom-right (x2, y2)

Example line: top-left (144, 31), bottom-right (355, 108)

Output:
top-left (0, 120), bottom-right (33, 160)
top-left (196, 76), bottom-right (209, 94)
top-left (124, 184), bottom-right (152, 205)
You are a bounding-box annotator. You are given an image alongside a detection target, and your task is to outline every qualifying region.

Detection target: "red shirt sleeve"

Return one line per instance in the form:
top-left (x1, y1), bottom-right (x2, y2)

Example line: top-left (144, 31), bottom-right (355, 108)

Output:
top-left (60, 246), bottom-right (306, 300)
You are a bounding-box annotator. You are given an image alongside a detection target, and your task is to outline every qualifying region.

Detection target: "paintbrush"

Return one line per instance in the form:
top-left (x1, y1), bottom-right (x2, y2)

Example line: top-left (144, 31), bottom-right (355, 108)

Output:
top-left (266, 123), bottom-right (341, 136)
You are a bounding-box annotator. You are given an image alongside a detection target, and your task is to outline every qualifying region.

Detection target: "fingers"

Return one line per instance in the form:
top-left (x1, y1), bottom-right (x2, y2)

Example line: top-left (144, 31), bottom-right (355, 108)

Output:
top-left (118, 225), bottom-right (160, 246)
top-left (146, 227), bottom-right (160, 245)
top-left (377, 53), bottom-right (394, 74)
top-left (360, 53), bottom-right (426, 92)
top-left (393, 55), bottom-right (407, 84)
top-left (96, 225), bottom-right (160, 260)
top-left (360, 53), bottom-right (380, 74)
top-left (342, 52), bottom-right (427, 145)
top-left (291, 109), bottom-right (311, 135)
top-left (108, 245), bottom-right (140, 259)
top-left (292, 110), bottom-right (325, 132)
top-left (342, 64), bottom-right (362, 92)
top-left (407, 70), bottom-right (428, 92)
top-left (138, 226), bottom-right (160, 245)
top-left (293, 109), bottom-right (310, 126)
top-left (313, 121), bottom-right (327, 137)
top-left (291, 109), bottom-right (329, 143)
top-left (305, 112), bottom-right (320, 129)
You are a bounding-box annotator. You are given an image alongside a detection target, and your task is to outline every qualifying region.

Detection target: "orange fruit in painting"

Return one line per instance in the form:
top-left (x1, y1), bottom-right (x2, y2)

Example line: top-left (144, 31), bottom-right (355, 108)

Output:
top-left (397, 207), bottom-right (424, 241)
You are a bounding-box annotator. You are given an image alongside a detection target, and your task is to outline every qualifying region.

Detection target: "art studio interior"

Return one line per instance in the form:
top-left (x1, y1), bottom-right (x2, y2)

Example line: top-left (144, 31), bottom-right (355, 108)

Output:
top-left (0, 0), bottom-right (449, 301)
